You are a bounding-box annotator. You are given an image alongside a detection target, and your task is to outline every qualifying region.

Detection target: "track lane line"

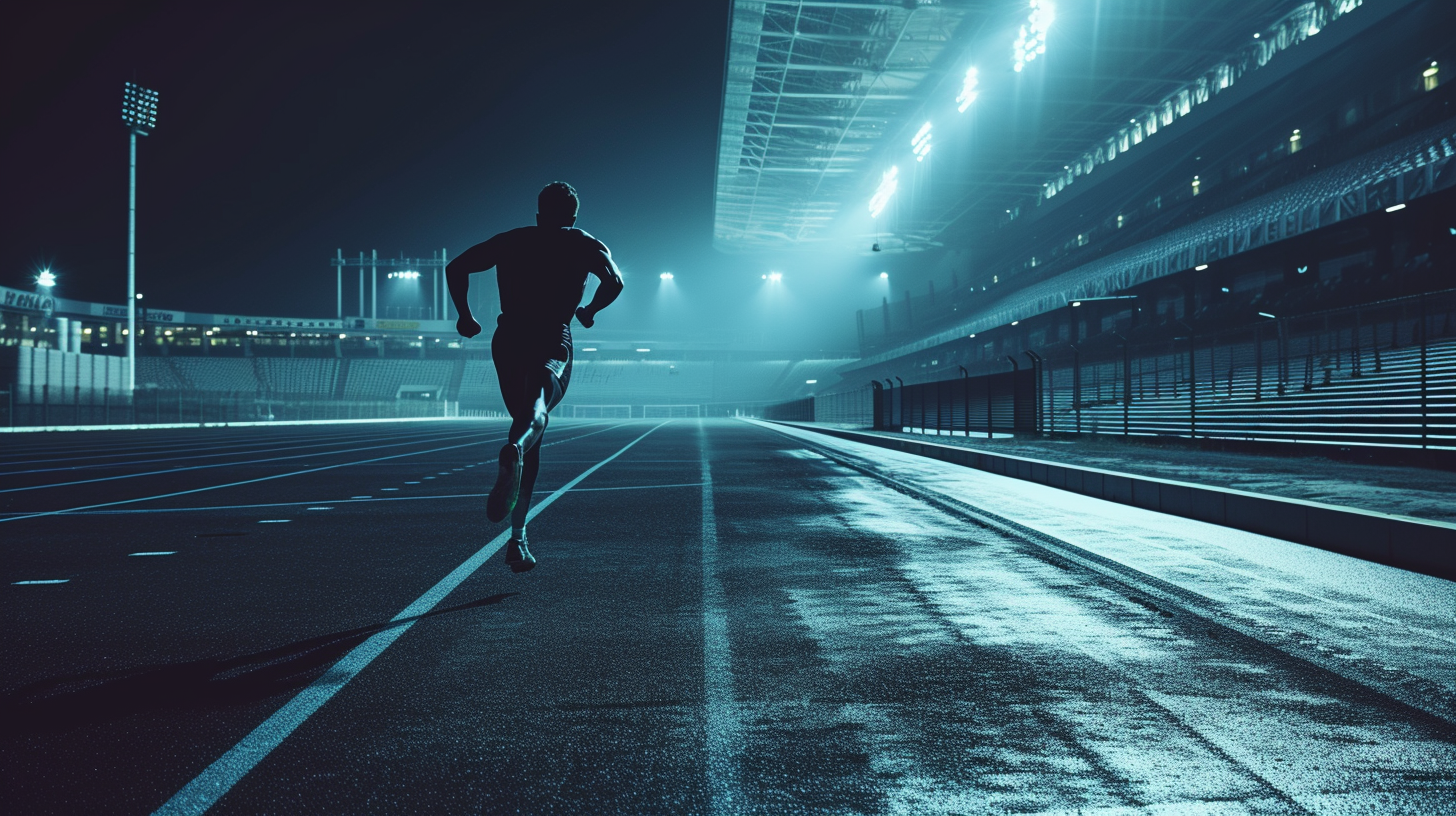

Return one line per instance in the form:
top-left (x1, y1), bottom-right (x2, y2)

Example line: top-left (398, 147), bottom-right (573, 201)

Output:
top-left (0, 422), bottom-right (626, 525)
top-left (0, 427), bottom-right (498, 494)
top-left (0, 483), bottom-right (710, 516)
top-left (151, 421), bottom-right (670, 816)
top-left (0, 424), bottom-right (490, 476)
top-left (699, 422), bottom-right (739, 816)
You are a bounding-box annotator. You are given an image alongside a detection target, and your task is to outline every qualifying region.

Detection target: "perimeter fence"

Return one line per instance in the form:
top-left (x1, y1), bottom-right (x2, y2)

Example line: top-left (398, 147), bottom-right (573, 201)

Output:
top-left (1, 389), bottom-right (459, 427)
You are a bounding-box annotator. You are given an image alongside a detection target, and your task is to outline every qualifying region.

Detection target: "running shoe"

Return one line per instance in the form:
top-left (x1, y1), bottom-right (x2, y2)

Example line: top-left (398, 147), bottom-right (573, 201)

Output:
top-left (504, 537), bottom-right (536, 573)
top-left (486, 443), bottom-right (522, 523)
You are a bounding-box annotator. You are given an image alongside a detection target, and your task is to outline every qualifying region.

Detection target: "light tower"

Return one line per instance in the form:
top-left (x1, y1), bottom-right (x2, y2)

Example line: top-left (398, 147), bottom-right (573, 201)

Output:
top-left (121, 81), bottom-right (159, 394)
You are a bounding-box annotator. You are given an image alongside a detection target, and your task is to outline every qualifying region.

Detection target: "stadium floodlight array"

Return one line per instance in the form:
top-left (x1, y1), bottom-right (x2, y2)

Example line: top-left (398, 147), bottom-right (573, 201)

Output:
top-left (122, 81), bottom-right (159, 395)
top-left (956, 66), bottom-right (979, 112)
top-left (386, 270), bottom-right (421, 280)
top-left (1012, 0), bottom-right (1053, 72)
top-left (122, 82), bottom-right (159, 133)
top-left (36, 269), bottom-right (57, 288)
top-left (911, 122), bottom-right (933, 162)
top-left (660, 272), bottom-right (674, 280)
top-left (868, 166), bottom-right (899, 218)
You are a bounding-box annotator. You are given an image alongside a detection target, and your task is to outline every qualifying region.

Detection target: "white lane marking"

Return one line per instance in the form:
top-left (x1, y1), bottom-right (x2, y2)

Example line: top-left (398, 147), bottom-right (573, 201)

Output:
top-left (129, 551), bottom-right (177, 556)
top-left (0, 438), bottom-right (493, 526)
top-left (380, 488), bottom-right (399, 491)
top-left (424, 477), bottom-right (436, 480)
top-left (0, 425), bottom-right (459, 476)
top-left (258, 520), bottom-right (291, 524)
top-left (404, 481), bottom-right (421, 485)
top-left (569, 482), bottom-right (706, 493)
top-left (153, 422), bottom-right (670, 816)
top-left (351, 495), bottom-right (371, 499)
top-left (0, 425), bottom-right (631, 526)
top-left (13, 579), bottom-right (70, 585)
top-left (0, 427), bottom-right (481, 494)
top-left (699, 423), bottom-right (739, 816)
top-left (306, 507), bottom-right (333, 511)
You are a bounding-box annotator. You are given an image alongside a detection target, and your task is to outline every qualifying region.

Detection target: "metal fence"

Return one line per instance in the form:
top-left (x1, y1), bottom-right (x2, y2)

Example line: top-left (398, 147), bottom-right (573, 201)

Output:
top-left (2, 389), bottom-right (458, 427)
top-left (778, 289), bottom-right (1456, 452)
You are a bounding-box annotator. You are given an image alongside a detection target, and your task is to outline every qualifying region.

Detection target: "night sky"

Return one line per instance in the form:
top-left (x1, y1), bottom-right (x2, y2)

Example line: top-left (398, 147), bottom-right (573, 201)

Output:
top-left (3, 2), bottom-right (862, 347)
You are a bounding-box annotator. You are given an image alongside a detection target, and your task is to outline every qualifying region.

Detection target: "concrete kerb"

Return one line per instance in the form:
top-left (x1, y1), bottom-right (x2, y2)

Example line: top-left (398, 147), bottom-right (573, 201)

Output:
top-left (765, 421), bottom-right (1456, 583)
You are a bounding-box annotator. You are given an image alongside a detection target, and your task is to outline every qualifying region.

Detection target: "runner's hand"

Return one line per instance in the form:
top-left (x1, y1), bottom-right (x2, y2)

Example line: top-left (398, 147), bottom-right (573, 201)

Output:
top-left (456, 315), bottom-right (482, 338)
top-left (575, 307), bottom-right (595, 328)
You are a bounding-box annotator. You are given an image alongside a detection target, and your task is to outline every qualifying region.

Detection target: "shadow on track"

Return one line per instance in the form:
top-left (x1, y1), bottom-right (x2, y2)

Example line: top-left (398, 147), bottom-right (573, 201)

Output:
top-left (6, 592), bottom-right (517, 733)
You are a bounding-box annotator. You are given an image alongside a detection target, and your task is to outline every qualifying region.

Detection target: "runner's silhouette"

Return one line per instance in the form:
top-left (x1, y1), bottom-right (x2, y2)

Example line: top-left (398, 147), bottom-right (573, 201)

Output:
top-left (447, 181), bottom-right (625, 571)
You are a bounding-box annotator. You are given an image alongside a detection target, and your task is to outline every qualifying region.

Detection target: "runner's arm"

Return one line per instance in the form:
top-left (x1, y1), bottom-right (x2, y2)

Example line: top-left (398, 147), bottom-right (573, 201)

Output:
top-left (575, 246), bottom-right (624, 329)
top-left (446, 238), bottom-right (500, 337)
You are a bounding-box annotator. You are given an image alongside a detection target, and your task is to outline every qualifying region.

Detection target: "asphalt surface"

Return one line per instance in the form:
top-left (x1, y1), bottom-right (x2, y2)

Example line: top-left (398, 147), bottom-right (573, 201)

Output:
top-left (2, 418), bottom-right (1454, 815)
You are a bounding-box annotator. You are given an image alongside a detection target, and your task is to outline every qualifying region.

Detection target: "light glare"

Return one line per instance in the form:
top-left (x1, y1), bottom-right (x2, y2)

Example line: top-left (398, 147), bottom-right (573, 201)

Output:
top-left (1013, 0), bottom-right (1054, 72)
top-left (956, 66), bottom-right (980, 112)
top-left (911, 121), bottom-right (933, 162)
top-left (36, 270), bottom-right (57, 287)
top-left (868, 166), bottom-right (899, 218)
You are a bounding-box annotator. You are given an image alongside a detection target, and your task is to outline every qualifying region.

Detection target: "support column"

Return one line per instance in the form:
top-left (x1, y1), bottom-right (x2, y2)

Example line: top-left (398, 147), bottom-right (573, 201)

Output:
top-left (336, 248), bottom-right (343, 320)
top-left (371, 249), bottom-right (378, 320)
top-left (127, 129), bottom-right (138, 394)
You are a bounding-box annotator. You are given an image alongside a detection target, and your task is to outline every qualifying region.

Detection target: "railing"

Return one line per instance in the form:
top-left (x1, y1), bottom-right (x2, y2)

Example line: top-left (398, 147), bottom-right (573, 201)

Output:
top-left (4, 389), bottom-right (458, 428)
top-left (776, 290), bottom-right (1456, 453)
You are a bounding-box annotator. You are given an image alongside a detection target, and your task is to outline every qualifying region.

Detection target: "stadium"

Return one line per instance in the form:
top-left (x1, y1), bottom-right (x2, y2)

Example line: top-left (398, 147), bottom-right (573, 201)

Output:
top-left (5, 1), bottom-right (1456, 813)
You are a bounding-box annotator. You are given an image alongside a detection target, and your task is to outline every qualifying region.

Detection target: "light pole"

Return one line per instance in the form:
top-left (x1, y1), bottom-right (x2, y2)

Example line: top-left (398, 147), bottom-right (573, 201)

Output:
top-left (122, 82), bottom-right (158, 395)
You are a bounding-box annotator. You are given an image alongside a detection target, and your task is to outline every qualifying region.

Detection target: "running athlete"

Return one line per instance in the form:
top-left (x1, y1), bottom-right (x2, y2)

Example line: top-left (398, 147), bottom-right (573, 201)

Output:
top-left (446, 181), bottom-right (624, 572)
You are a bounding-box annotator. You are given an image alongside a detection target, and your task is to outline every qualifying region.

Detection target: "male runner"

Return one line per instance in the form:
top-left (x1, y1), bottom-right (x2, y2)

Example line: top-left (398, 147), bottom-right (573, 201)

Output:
top-left (447, 181), bottom-right (624, 572)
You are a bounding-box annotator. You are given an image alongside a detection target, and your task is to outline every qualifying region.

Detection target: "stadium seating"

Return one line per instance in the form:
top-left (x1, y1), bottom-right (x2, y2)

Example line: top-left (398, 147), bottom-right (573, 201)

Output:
top-left (135, 358), bottom-right (187, 390)
top-left (255, 358), bottom-right (338, 396)
top-left (170, 358), bottom-right (260, 393)
top-left (343, 359), bottom-right (453, 400)
top-left (458, 359), bottom-right (502, 406)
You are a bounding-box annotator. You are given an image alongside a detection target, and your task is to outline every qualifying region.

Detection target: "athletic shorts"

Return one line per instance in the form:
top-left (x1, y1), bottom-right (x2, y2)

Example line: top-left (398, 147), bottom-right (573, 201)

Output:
top-left (491, 323), bottom-right (573, 415)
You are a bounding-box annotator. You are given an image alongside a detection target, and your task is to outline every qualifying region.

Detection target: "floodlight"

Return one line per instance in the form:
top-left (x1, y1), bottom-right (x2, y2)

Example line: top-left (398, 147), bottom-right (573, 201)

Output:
top-left (868, 166), bottom-right (899, 218)
top-left (805, 379), bottom-right (817, 384)
top-left (768, 272), bottom-right (782, 282)
top-left (36, 269), bottom-right (57, 287)
top-left (582, 347), bottom-right (597, 352)
top-left (911, 121), bottom-right (933, 161)
top-left (1013, 0), bottom-right (1054, 72)
top-left (1195, 264), bottom-right (1209, 271)
top-left (121, 82), bottom-right (159, 133)
top-left (1071, 301), bottom-right (1081, 307)
top-left (956, 66), bottom-right (979, 112)
top-left (1385, 203), bottom-right (1406, 213)
top-left (1010, 321), bottom-right (1019, 326)
top-left (636, 348), bottom-right (651, 352)
top-left (1259, 312), bottom-right (1277, 319)
top-left (879, 272), bottom-right (889, 279)
top-left (660, 272), bottom-right (674, 280)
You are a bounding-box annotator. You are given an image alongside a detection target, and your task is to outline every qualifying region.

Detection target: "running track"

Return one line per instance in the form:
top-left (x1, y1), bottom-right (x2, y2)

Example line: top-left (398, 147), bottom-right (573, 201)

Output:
top-left (3, 419), bottom-right (1455, 814)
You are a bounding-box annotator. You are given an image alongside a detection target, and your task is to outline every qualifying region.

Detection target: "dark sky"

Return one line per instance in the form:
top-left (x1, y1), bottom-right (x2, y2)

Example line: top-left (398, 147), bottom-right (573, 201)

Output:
top-left (3, 2), bottom-right (866, 347)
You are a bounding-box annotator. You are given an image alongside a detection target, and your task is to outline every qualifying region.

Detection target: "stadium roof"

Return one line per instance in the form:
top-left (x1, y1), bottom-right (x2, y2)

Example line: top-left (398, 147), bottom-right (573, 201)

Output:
top-left (712, 0), bottom-right (1361, 255)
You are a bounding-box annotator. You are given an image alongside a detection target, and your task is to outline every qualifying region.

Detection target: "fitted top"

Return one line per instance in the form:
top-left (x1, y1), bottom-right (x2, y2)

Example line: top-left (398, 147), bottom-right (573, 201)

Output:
top-left (489, 226), bottom-right (608, 331)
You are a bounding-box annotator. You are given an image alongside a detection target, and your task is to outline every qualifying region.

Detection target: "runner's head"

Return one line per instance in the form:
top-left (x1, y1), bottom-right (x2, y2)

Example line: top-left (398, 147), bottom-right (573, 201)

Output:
top-left (537, 181), bottom-right (579, 228)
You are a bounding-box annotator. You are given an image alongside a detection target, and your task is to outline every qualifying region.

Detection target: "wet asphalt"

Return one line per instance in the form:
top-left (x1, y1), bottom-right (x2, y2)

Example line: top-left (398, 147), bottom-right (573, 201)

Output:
top-left (2, 419), bottom-right (1453, 815)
